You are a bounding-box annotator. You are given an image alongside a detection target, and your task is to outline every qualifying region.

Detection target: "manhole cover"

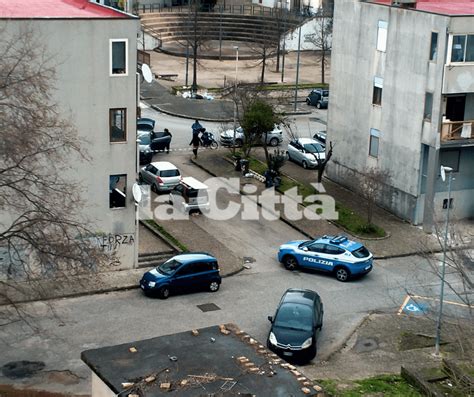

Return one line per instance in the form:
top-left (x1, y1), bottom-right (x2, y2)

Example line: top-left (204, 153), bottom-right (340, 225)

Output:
top-left (197, 303), bottom-right (221, 312)
top-left (2, 361), bottom-right (45, 379)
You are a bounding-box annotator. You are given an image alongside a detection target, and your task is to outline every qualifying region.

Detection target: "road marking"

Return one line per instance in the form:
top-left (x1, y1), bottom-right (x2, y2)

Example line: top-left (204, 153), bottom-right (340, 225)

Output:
top-left (398, 295), bottom-right (411, 315)
top-left (411, 294), bottom-right (473, 309)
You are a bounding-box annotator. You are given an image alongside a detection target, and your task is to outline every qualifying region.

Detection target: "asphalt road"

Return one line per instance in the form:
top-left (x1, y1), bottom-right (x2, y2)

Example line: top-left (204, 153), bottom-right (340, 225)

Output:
top-left (0, 109), bottom-right (468, 395)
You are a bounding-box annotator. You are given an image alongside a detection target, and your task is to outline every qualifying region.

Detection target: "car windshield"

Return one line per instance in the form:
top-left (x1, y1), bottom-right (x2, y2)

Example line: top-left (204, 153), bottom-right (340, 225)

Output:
top-left (187, 189), bottom-right (208, 199)
top-left (157, 259), bottom-right (182, 275)
top-left (160, 169), bottom-right (180, 177)
top-left (352, 246), bottom-right (370, 258)
top-left (322, 90), bottom-right (329, 97)
top-left (274, 303), bottom-right (313, 332)
top-left (138, 134), bottom-right (151, 145)
top-left (303, 143), bottom-right (324, 153)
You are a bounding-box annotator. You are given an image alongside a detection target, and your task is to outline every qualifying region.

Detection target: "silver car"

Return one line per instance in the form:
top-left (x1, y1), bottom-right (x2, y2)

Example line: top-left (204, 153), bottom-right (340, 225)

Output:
top-left (139, 161), bottom-right (181, 193)
top-left (220, 125), bottom-right (283, 147)
top-left (287, 138), bottom-right (326, 169)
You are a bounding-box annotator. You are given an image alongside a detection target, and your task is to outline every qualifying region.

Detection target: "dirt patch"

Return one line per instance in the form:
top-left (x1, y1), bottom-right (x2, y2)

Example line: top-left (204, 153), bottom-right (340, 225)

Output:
top-left (303, 313), bottom-right (474, 382)
top-left (43, 371), bottom-right (81, 386)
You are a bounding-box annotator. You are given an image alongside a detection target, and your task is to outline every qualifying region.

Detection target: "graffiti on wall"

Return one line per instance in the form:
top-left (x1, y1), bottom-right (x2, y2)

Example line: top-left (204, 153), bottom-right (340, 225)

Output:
top-left (96, 233), bottom-right (135, 253)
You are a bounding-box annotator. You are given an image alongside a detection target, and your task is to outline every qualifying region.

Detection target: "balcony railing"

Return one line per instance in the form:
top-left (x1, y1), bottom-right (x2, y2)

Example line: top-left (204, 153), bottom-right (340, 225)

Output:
top-left (441, 120), bottom-right (474, 141)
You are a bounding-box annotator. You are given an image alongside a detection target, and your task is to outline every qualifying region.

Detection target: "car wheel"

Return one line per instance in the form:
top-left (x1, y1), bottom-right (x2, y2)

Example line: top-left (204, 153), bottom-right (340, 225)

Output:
top-left (335, 267), bottom-right (350, 282)
top-left (308, 343), bottom-right (317, 360)
top-left (306, 98), bottom-right (311, 105)
top-left (269, 138), bottom-right (279, 147)
top-left (151, 184), bottom-right (158, 193)
top-left (138, 174), bottom-right (143, 183)
top-left (302, 160), bottom-right (308, 169)
top-left (209, 281), bottom-right (220, 292)
top-left (283, 255), bottom-right (298, 271)
top-left (210, 141), bottom-right (218, 150)
top-left (286, 151), bottom-right (291, 161)
top-left (159, 286), bottom-right (170, 299)
top-left (235, 139), bottom-right (243, 147)
top-left (316, 102), bottom-right (322, 109)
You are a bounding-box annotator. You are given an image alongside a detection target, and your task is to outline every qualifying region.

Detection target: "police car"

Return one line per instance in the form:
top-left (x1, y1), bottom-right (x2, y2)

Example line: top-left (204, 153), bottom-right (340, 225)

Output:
top-left (277, 235), bottom-right (373, 282)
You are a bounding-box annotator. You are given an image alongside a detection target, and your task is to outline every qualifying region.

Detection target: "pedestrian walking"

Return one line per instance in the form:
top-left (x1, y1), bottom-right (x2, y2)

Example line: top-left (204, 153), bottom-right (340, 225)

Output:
top-left (192, 119), bottom-right (203, 135)
top-left (163, 128), bottom-right (172, 153)
top-left (190, 132), bottom-right (200, 159)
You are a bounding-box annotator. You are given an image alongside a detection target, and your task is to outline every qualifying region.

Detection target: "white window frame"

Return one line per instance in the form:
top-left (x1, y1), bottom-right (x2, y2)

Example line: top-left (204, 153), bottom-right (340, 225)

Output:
top-left (376, 20), bottom-right (388, 52)
top-left (448, 33), bottom-right (474, 64)
top-left (109, 39), bottom-right (128, 76)
top-left (369, 128), bottom-right (380, 158)
top-left (373, 77), bottom-right (383, 106)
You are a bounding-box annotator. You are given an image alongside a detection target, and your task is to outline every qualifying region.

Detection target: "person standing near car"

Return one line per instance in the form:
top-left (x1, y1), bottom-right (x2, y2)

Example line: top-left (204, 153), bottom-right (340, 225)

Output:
top-left (192, 119), bottom-right (203, 135)
top-left (163, 128), bottom-right (172, 154)
top-left (190, 132), bottom-right (200, 159)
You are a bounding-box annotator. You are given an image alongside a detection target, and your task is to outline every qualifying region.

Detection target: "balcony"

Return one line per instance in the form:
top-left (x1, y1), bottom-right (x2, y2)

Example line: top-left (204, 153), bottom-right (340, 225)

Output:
top-left (441, 120), bottom-right (474, 145)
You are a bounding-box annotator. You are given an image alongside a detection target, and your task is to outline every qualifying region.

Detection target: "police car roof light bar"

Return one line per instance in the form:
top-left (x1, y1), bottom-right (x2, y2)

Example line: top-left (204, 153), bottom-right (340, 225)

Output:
top-left (330, 236), bottom-right (348, 244)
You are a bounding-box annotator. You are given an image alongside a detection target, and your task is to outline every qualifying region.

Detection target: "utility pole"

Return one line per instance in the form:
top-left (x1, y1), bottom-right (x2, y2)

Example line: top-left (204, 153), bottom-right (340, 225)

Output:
top-left (293, 25), bottom-right (302, 112)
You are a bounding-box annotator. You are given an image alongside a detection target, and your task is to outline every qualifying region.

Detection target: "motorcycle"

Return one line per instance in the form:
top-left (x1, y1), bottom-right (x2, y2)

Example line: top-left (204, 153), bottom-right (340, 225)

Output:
top-left (199, 129), bottom-right (218, 149)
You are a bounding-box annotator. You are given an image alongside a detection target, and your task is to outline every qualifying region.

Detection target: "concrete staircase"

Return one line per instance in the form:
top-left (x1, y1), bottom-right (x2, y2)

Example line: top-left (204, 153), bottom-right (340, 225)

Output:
top-left (140, 5), bottom-right (304, 46)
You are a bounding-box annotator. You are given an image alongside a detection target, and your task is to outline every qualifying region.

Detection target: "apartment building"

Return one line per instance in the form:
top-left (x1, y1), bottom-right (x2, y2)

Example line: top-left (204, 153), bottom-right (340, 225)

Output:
top-left (1, 0), bottom-right (140, 269)
top-left (327, 0), bottom-right (474, 228)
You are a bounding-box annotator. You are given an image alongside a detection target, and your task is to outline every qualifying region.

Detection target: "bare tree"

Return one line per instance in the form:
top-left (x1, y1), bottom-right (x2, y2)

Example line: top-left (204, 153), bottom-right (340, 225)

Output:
top-left (0, 27), bottom-right (108, 307)
top-left (359, 167), bottom-right (391, 225)
top-left (306, 8), bottom-right (332, 84)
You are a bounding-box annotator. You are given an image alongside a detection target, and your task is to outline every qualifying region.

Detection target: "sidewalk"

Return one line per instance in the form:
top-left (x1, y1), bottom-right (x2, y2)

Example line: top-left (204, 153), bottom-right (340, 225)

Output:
top-left (192, 149), bottom-right (447, 259)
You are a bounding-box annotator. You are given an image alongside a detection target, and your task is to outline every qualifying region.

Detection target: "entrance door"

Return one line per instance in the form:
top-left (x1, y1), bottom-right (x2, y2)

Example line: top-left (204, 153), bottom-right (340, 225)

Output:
top-left (446, 96), bottom-right (466, 121)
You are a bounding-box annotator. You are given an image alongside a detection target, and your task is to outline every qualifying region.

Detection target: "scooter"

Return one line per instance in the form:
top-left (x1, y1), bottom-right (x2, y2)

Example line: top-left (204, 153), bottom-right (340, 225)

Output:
top-left (200, 130), bottom-right (218, 149)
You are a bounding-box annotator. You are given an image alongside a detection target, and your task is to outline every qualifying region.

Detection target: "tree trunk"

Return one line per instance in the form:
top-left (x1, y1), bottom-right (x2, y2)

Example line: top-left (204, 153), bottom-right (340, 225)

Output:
top-left (275, 40), bottom-right (280, 72)
top-left (261, 48), bottom-right (266, 84)
top-left (321, 50), bottom-right (325, 84)
top-left (192, 43), bottom-right (198, 94)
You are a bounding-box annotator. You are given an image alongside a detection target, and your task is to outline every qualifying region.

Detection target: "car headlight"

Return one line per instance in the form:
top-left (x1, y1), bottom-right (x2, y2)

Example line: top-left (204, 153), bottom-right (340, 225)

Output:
top-left (269, 332), bottom-right (278, 346)
top-left (148, 281), bottom-right (156, 288)
top-left (301, 337), bottom-right (313, 349)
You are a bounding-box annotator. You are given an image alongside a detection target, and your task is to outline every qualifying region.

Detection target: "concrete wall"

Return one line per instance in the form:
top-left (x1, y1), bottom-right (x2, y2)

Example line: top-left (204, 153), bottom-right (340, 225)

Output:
top-left (92, 372), bottom-right (115, 397)
top-left (2, 17), bottom-right (140, 270)
top-left (327, 0), bottom-right (452, 223)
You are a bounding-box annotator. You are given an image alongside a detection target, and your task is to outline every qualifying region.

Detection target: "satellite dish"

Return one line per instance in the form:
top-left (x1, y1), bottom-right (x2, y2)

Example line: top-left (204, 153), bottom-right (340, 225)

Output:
top-left (141, 63), bottom-right (153, 83)
top-left (132, 183), bottom-right (143, 203)
top-left (440, 166), bottom-right (446, 182)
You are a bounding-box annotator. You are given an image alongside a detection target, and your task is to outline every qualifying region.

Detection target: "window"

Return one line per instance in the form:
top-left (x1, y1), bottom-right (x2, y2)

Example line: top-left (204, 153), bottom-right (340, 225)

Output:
top-left (324, 245), bottom-right (345, 255)
top-left (423, 92), bottom-right (433, 121)
top-left (451, 34), bottom-right (474, 62)
top-left (109, 174), bottom-right (127, 208)
top-left (429, 32), bottom-right (438, 61)
top-left (442, 198), bottom-right (454, 209)
top-left (308, 243), bottom-right (326, 253)
top-left (376, 20), bottom-right (388, 52)
top-left (439, 149), bottom-right (460, 172)
top-left (372, 77), bottom-right (383, 106)
top-left (110, 39), bottom-right (128, 75)
top-left (110, 108), bottom-right (126, 142)
top-left (369, 128), bottom-right (380, 158)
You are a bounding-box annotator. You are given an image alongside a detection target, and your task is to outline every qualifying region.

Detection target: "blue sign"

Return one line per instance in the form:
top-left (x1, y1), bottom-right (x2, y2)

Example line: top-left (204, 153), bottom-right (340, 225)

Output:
top-left (403, 299), bottom-right (428, 315)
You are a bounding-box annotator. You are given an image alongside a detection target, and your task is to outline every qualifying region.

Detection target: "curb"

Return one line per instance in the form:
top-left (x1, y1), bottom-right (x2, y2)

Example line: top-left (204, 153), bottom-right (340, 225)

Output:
top-left (151, 104), bottom-right (234, 123)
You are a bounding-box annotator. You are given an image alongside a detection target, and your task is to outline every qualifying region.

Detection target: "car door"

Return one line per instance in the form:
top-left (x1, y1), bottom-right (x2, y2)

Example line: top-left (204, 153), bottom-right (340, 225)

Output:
top-left (299, 242), bottom-right (329, 271)
top-left (143, 164), bottom-right (157, 184)
top-left (292, 141), bottom-right (304, 164)
top-left (171, 263), bottom-right (199, 292)
top-left (150, 132), bottom-right (165, 151)
top-left (323, 245), bottom-right (346, 267)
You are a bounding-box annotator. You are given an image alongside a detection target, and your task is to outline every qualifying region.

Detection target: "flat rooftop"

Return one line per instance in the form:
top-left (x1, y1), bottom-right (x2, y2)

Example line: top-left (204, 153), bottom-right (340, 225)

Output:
top-left (374, 0), bottom-right (474, 16)
top-left (81, 324), bottom-right (322, 396)
top-left (0, 0), bottom-right (132, 19)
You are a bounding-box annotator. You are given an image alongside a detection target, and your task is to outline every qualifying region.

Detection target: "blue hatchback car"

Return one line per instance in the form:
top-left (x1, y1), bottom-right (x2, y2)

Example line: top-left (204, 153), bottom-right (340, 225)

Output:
top-left (278, 235), bottom-right (373, 282)
top-left (140, 253), bottom-right (221, 299)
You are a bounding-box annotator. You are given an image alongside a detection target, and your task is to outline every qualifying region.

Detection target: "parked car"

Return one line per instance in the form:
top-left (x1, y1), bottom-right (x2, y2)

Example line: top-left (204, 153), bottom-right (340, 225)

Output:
top-left (313, 131), bottom-right (327, 146)
top-left (140, 253), bottom-right (221, 299)
top-left (137, 131), bottom-right (172, 164)
top-left (278, 235), bottom-right (373, 282)
top-left (137, 117), bottom-right (155, 132)
top-left (306, 89), bottom-right (329, 109)
top-left (220, 125), bottom-right (283, 147)
top-left (137, 132), bottom-right (154, 164)
top-left (139, 161), bottom-right (181, 193)
top-left (267, 288), bottom-right (323, 362)
top-left (287, 138), bottom-right (326, 169)
top-left (169, 176), bottom-right (210, 213)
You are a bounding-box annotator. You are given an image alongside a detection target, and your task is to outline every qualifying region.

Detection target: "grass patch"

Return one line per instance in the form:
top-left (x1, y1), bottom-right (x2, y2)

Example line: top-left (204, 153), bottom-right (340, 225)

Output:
top-left (335, 203), bottom-right (386, 238)
top-left (317, 375), bottom-right (422, 397)
top-left (144, 220), bottom-right (188, 252)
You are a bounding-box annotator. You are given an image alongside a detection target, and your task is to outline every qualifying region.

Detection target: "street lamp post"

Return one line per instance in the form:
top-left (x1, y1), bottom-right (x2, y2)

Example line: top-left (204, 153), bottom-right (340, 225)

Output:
top-left (232, 46), bottom-right (239, 153)
top-left (434, 165), bottom-right (453, 356)
top-left (293, 25), bottom-right (302, 112)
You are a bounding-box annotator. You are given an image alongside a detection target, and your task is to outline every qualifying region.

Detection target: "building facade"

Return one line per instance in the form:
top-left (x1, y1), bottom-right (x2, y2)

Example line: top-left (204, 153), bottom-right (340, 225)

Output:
top-left (1, 0), bottom-right (140, 269)
top-left (327, 0), bottom-right (474, 228)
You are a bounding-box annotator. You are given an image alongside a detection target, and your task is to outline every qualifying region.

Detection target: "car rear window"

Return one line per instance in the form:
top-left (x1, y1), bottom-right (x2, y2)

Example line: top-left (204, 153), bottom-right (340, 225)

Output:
top-left (160, 169), bottom-right (180, 177)
top-left (352, 246), bottom-right (370, 258)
